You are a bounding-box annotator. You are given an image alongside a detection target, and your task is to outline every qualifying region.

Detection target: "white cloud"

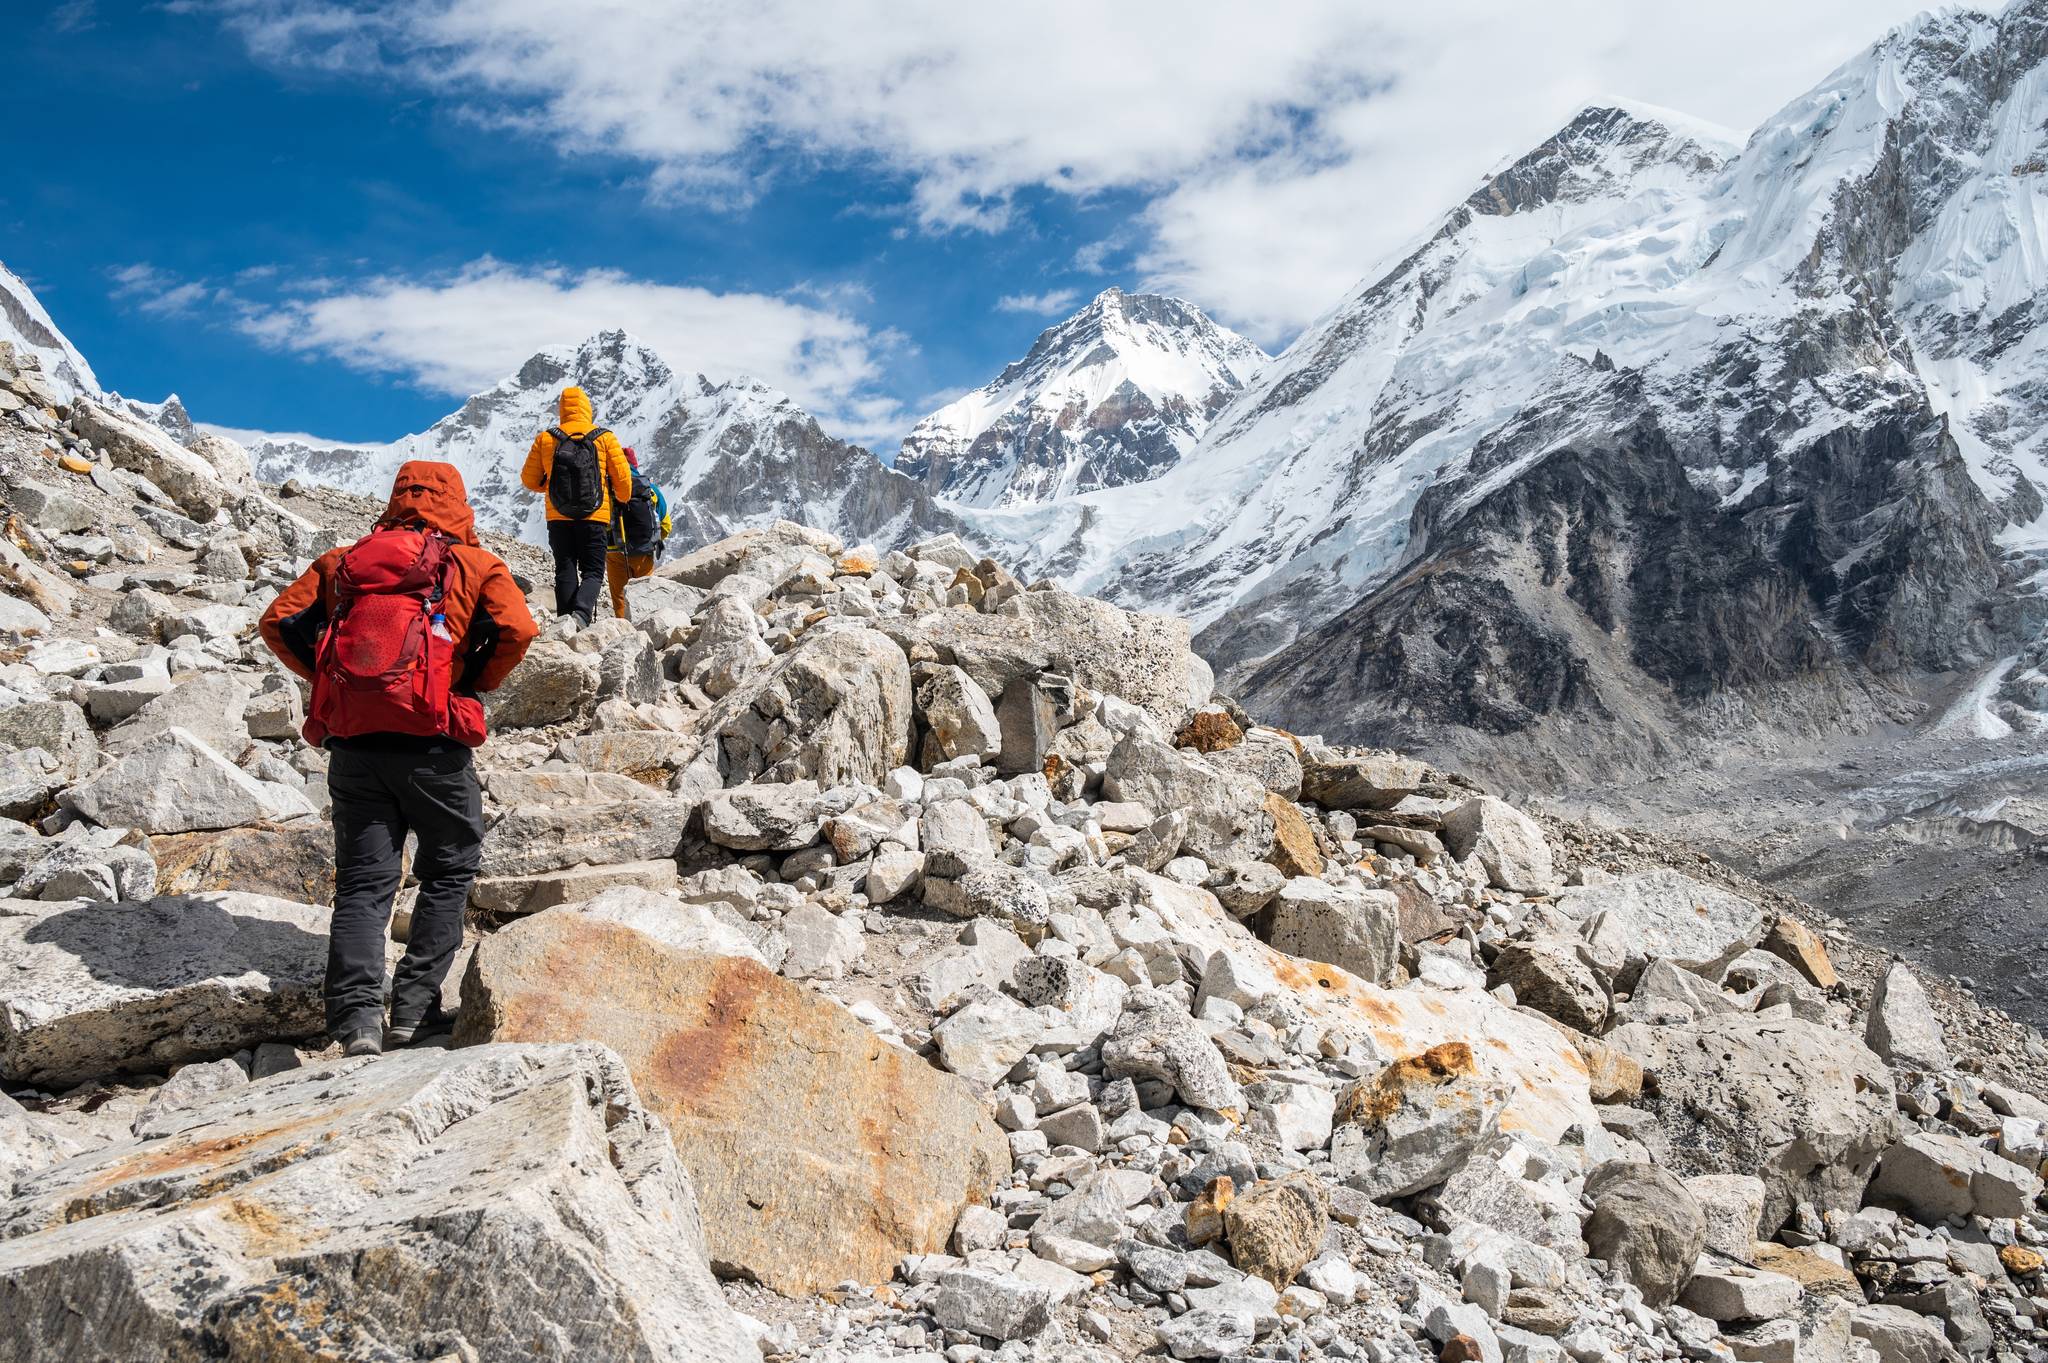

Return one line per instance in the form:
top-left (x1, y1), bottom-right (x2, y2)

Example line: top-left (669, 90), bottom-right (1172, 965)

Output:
top-left (996, 289), bottom-right (1081, 317)
top-left (110, 263), bottom-right (216, 317)
top-left (230, 259), bottom-right (903, 438)
top-left (1137, 1), bottom-right (1974, 343)
top-left (209, 0), bottom-right (1978, 344)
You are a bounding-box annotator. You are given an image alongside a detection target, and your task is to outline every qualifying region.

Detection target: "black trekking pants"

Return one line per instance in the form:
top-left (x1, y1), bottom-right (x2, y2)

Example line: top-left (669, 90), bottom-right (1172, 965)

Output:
top-left (547, 519), bottom-right (609, 623)
top-left (325, 746), bottom-right (483, 1035)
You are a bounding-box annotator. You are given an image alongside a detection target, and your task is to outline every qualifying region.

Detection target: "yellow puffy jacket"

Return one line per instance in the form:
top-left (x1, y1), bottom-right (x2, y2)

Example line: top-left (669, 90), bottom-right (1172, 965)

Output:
top-left (521, 386), bottom-right (634, 524)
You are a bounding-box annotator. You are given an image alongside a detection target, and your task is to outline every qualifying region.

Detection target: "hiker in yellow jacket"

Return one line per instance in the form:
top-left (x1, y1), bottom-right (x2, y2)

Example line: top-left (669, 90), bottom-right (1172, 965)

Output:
top-left (520, 386), bottom-right (633, 630)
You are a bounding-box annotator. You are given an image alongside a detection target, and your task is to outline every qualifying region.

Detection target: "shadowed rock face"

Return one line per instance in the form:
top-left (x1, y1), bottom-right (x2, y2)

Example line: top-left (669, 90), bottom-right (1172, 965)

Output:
top-left (1232, 385), bottom-right (2005, 785)
top-left (0, 892), bottom-right (330, 1085)
top-left (456, 911), bottom-right (1011, 1294)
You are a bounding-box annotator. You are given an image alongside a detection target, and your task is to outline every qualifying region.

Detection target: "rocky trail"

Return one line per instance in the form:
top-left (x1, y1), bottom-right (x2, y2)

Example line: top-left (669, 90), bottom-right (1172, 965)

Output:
top-left (1, 337), bottom-right (2046, 1363)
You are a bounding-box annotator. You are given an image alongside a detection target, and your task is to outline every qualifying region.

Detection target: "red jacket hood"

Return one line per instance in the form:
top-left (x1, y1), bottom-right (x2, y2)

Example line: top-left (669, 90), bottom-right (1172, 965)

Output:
top-left (378, 460), bottom-right (480, 546)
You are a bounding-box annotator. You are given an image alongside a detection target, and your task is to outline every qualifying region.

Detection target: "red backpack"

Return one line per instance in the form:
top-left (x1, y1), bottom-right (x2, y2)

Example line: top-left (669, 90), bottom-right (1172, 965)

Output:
top-left (305, 526), bottom-right (483, 747)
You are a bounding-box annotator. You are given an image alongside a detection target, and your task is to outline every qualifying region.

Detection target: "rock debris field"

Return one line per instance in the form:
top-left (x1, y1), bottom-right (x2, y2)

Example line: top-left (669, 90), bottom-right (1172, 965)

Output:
top-left (0, 338), bottom-right (2045, 1363)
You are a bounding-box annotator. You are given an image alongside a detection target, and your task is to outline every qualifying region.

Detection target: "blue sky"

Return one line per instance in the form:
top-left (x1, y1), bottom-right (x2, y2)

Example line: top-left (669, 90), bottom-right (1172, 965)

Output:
top-left (2, 0), bottom-right (1952, 450)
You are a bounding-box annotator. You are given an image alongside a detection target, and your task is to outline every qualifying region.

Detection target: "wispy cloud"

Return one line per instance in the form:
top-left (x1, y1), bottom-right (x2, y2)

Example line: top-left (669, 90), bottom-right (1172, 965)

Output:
top-left (109, 263), bottom-right (217, 317)
top-left (995, 289), bottom-right (1080, 317)
top-left (47, 0), bottom-right (97, 34)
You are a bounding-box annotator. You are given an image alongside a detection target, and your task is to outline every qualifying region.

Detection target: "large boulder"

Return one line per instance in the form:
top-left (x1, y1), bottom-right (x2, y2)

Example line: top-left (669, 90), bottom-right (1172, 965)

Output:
top-left (702, 781), bottom-right (827, 851)
top-left (1299, 750), bottom-right (1427, 810)
top-left (1488, 936), bottom-right (1608, 1033)
top-left (149, 823), bottom-right (336, 905)
top-left (484, 640), bottom-right (602, 728)
top-left (917, 664), bottom-right (1002, 764)
top-left (60, 728), bottom-right (312, 835)
top-left (1225, 1172), bottom-right (1330, 1290)
top-left (1609, 1013), bottom-right (1898, 1234)
top-left (456, 911), bottom-right (1009, 1294)
top-left (1868, 1131), bottom-right (2042, 1222)
top-left (1102, 987), bottom-right (1246, 1114)
top-left (104, 671), bottom-right (253, 762)
top-left (479, 798), bottom-right (694, 877)
top-left (661, 520), bottom-right (841, 588)
top-left (1104, 732), bottom-right (1272, 865)
top-left (185, 429), bottom-right (256, 485)
top-left (70, 396), bottom-right (234, 521)
top-left (0, 750), bottom-right (64, 822)
top-left (0, 891), bottom-right (329, 1084)
top-left (1330, 1043), bottom-right (1507, 1200)
top-left (1581, 1163), bottom-right (1706, 1307)
top-left (693, 625), bottom-right (911, 787)
top-left (0, 700), bottom-right (98, 783)
top-left (0, 1043), bottom-right (754, 1363)
top-left (1572, 870), bottom-right (1767, 986)
top-left (469, 860), bottom-right (681, 918)
top-left (1864, 960), bottom-right (1954, 1072)
top-left (1441, 796), bottom-right (1553, 892)
top-left (1258, 878), bottom-right (1400, 984)
top-left (891, 584), bottom-right (1201, 734)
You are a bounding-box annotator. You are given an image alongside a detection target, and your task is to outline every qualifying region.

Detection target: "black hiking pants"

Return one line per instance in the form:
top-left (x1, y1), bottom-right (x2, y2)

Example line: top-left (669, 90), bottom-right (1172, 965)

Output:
top-left (547, 519), bottom-right (609, 624)
top-left (325, 744), bottom-right (483, 1036)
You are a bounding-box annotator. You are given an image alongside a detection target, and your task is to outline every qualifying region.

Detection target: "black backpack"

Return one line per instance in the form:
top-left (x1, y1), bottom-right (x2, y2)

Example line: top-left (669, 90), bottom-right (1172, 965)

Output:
top-left (617, 469), bottom-right (662, 554)
top-left (544, 426), bottom-right (609, 518)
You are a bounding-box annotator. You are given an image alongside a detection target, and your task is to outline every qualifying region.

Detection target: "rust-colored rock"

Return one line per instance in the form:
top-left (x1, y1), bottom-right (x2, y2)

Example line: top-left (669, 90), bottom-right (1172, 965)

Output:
top-left (1760, 916), bottom-right (1838, 989)
top-left (1176, 708), bottom-right (1244, 753)
top-left (2000, 1244), bottom-right (2043, 1277)
top-left (1224, 1171), bottom-right (1327, 1288)
top-left (1577, 1038), bottom-right (1645, 1104)
top-left (1752, 1243), bottom-right (1861, 1300)
top-left (836, 548), bottom-right (879, 576)
top-left (1440, 1335), bottom-right (1486, 1363)
top-left (455, 910), bottom-right (1010, 1294)
top-left (1335, 1042), bottom-right (1477, 1126)
top-left (1185, 1174), bottom-right (1234, 1246)
top-left (150, 822), bottom-right (335, 905)
top-left (1265, 794), bottom-right (1325, 879)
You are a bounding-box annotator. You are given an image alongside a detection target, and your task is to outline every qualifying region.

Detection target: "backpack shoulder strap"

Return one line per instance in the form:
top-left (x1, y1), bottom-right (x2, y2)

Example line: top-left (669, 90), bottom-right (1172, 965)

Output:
top-left (546, 426), bottom-right (570, 444)
top-left (588, 427), bottom-right (610, 443)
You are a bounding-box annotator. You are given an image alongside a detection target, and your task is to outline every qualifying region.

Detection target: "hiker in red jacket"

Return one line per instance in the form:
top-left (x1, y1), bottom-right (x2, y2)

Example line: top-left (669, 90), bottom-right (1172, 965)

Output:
top-left (259, 461), bottom-right (538, 1057)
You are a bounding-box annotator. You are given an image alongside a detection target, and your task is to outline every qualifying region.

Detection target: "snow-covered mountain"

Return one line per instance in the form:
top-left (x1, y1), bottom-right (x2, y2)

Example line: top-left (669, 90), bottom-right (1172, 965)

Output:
top-left (942, 0), bottom-right (2048, 782)
top-left (0, 262), bottom-right (100, 400)
top-left (895, 288), bottom-right (1266, 507)
top-left (244, 331), bottom-right (964, 554)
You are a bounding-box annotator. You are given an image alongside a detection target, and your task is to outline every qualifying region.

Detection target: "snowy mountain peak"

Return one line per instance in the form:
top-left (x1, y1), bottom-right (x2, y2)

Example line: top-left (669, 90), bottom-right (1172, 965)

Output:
top-left (1467, 100), bottom-right (1740, 218)
top-left (0, 261), bottom-right (100, 401)
top-left (896, 288), bottom-right (1267, 508)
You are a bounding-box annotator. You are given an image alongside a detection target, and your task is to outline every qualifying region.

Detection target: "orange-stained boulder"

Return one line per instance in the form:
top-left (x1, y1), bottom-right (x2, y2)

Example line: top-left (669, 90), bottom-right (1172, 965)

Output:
top-left (455, 910), bottom-right (1010, 1293)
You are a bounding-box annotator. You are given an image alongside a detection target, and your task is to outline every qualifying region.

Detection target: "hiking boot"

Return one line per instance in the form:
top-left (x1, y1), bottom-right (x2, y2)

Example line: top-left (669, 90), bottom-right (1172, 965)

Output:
top-left (386, 1004), bottom-right (456, 1048)
top-left (551, 615), bottom-right (580, 642)
top-left (336, 1026), bottom-right (383, 1058)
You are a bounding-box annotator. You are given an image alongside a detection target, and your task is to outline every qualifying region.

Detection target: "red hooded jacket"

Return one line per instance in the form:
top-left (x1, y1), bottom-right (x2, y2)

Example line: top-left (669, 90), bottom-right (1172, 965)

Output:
top-left (259, 462), bottom-right (539, 722)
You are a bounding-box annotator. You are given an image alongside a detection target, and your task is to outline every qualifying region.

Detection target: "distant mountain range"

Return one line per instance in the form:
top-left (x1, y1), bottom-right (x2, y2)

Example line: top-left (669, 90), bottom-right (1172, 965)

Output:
top-left (7, 0), bottom-right (2045, 783)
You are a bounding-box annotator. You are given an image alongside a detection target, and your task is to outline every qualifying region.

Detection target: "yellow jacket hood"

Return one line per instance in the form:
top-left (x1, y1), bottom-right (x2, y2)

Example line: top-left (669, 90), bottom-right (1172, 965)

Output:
top-left (557, 386), bottom-right (594, 431)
